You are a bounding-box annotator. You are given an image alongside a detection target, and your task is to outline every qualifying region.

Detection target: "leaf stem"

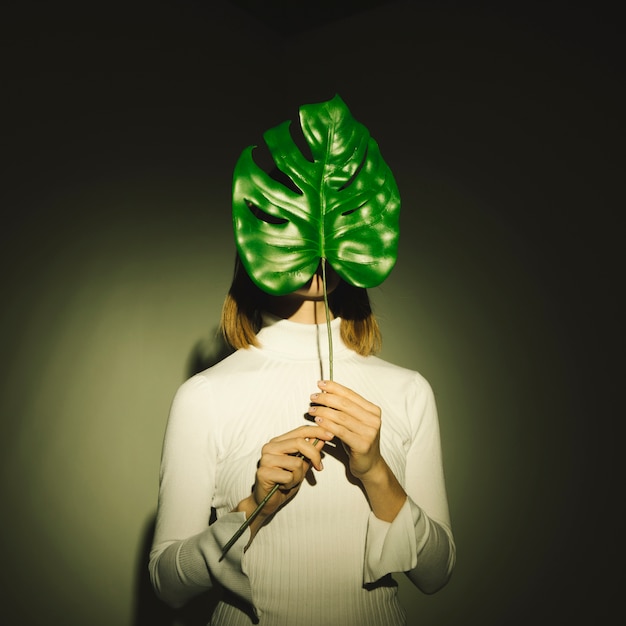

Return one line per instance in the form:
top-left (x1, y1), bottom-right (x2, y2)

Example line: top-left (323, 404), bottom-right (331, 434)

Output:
top-left (321, 257), bottom-right (334, 382)
top-left (218, 483), bottom-right (280, 561)
top-left (219, 259), bottom-right (335, 561)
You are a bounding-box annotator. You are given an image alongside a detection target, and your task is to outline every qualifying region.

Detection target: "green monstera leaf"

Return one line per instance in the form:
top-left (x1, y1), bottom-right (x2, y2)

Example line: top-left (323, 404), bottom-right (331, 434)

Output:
top-left (232, 94), bottom-right (401, 296)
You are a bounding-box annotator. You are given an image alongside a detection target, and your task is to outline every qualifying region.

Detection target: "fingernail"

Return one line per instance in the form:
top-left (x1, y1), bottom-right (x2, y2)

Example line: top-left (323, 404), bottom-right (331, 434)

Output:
top-left (309, 405), bottom-right (317, 413)
top-left (315, 416), bottom-right (322, 423)
top-left (318, 380), bottom-right (327, 387)
top-left (311, 393), bottom-right (319, 400)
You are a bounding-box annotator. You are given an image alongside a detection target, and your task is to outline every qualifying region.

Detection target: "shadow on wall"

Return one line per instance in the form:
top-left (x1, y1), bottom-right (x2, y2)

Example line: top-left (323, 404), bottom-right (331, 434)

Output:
top-left (133, 327), bottom-right (235, 625)
top-left (133, 515), bottom-right (223, 626)
top-left (186, 329), bottom-right (237, 379)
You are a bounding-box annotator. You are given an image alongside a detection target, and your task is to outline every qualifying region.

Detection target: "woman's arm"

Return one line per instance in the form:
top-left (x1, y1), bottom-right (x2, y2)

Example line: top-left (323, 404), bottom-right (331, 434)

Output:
top-left (234, 424), bottom-right (334, 543)
top-left (149, 377), bottom-right (334, 607)
top-left (149, 376), bottom-right (253, 608)
top-left (307, 378), bottom-right (456, 593)
top-left (308, 379), bottom-right (407, 521)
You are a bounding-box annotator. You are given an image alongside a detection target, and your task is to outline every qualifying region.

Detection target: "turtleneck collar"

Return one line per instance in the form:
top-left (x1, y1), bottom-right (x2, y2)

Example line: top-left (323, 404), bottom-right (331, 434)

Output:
top-left (254, 313), bottom-right (349, 361)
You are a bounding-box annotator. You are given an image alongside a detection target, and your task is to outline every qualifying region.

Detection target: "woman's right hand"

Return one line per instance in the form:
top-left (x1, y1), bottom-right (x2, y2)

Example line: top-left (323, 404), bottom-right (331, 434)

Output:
top-left (236, 425), bottom-right (333, 528)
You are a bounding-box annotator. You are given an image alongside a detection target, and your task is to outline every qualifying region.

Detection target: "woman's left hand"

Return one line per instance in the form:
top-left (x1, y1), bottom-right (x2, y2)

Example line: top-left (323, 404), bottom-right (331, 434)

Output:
top-left (308, 380), bottom-right (383, 480)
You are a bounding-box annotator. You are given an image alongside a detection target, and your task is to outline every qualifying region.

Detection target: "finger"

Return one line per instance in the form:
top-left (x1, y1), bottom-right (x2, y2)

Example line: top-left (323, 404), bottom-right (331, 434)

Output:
top-left (270, 424), bottom-right (335, 444)
top-left (309, 395), bottom-right (381, 430)
top-left (259, 451), bottom-right (309, 472)
top-left (257, 465), bottom-right (300, 491)
top-left (258, 455), bottom-right (312, 489)
top-left (315, 380), bottom-right (381, 417)
top-left (310, 412), bottom-right (379, 454)
top-left (262, 437), bottom-right (327, 471)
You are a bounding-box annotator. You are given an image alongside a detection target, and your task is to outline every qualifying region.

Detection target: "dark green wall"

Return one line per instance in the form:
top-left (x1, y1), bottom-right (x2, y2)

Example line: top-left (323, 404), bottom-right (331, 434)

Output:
top-left (1, 1), bottom-right (621, 624)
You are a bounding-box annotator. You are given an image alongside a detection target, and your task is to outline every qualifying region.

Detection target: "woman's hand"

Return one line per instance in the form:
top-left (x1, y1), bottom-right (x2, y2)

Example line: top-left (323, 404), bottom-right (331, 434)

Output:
top-left (237, 425), bottom-right (333, 529)
top-left (308, 380), bottom-right (407, 523)
top-left (307, 380), bottom-right (384, 480)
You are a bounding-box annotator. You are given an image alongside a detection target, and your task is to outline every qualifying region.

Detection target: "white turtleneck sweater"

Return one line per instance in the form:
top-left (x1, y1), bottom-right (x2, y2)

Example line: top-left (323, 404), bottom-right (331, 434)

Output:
top-left (149, 316), bottom-right (455, 625)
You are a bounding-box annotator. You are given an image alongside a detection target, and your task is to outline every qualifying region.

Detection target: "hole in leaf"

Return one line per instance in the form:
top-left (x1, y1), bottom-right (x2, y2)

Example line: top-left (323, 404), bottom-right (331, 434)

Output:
top-left (246, 200), bottom-right (288, 225)
top-left (290, 119), bottom-right (314, 163)
top-left (251, 143), bottom-right (274, 173)
top-left (338, 144), bottom-right (368, 192)
top-left (341, 206), bottom-right (360, 216)
top-left (269, 166), bottom-right (302, 195)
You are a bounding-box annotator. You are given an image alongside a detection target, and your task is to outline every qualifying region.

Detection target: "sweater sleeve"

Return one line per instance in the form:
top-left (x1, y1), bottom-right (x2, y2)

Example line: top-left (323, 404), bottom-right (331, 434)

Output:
top-left (363, 375), bottom-right (456, 593)
top-left (148, 375), bottom-right (254, 608)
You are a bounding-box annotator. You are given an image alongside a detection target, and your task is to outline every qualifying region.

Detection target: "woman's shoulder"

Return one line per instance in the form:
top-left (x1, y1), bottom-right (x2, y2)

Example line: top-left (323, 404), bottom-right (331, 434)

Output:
top-left (176, 345), bottom-right (264, 395)
top-left (339, 353), bottom-right (436, 411)
top-left (360, 353), bottom-right (432, 387)
top-left (166, 348), bottom-right (259, 422)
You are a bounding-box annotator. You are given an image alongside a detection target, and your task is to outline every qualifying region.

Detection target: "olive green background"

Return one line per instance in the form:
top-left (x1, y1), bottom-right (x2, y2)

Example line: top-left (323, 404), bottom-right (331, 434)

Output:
top-left (1, 1), bottom-right (621, 625)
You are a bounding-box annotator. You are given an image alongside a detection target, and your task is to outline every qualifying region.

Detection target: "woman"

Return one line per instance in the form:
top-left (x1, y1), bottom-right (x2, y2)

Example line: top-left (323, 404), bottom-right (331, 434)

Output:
top-left (148, 256), bottom-right (456, 625)
top-left (151, 94), bottom-right (455, 624)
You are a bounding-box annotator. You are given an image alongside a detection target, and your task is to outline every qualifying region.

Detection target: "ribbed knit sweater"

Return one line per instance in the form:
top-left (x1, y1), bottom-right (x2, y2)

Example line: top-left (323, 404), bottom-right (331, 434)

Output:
top-left (149, 315), bottom-right (455, 625)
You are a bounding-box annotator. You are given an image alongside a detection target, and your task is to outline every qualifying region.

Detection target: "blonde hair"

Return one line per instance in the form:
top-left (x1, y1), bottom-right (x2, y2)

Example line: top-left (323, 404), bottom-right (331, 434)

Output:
top-left (220, 256), bottom-right (382, 356)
